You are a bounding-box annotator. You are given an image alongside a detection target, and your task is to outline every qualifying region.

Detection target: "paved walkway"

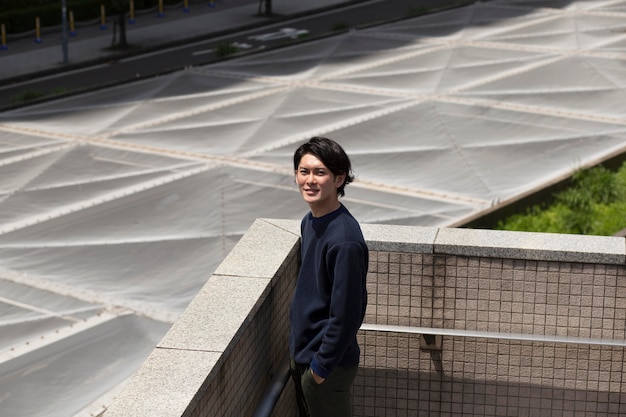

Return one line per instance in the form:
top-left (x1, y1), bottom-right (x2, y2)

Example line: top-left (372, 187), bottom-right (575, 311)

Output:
top-left (0, 0), bottom-right (355, 83)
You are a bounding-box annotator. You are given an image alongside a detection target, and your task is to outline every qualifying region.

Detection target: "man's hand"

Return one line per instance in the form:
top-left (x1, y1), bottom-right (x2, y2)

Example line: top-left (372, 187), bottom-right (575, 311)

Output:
top-left (310, 369), bottom-right (326, 384)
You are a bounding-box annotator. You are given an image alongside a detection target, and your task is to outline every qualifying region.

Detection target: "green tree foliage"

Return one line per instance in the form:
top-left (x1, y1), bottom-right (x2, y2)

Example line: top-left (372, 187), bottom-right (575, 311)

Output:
top-left (496, 163), bottom-right (626, 236)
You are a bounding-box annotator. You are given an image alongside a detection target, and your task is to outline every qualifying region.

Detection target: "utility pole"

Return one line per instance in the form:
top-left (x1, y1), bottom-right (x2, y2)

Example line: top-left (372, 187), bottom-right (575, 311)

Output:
top-left (61, 0), bottom-right (69, 64)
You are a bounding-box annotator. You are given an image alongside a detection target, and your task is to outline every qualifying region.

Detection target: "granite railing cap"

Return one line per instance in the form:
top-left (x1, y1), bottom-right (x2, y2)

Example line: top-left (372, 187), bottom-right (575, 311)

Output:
top-left (261, 219), bottom-right (626, 264)
top-left (435, 227), bottom-right (625, 264)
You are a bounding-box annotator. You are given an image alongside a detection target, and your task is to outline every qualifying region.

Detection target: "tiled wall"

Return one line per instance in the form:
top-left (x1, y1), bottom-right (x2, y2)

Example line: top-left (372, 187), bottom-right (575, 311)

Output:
top-left (355, 249), bottom-right (626, 416)
top-left (104, 221), bottom-right (626, 417)
top-left (355, 333), bottom-right (626, 416)
top-left (365, 252), bottom-right (626, 337)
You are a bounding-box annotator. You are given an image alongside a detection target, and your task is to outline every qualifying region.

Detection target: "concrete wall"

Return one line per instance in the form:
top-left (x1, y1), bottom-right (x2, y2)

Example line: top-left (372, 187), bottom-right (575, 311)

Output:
top-left (104, 220), bottom-right (626, 417)
top-left (356, 226), bottom-right (626, 416)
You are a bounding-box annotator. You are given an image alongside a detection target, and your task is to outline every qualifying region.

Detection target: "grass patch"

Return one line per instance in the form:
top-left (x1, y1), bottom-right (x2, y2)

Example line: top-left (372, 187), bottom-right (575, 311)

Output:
top-left (332, 23), bottom-right (350, 31)
top-left (11, 87), bottom-right (70, 105)
top-left (215, 43), bottom-right (239, 57)
top-left (11, 89), bottom-right (46, 104)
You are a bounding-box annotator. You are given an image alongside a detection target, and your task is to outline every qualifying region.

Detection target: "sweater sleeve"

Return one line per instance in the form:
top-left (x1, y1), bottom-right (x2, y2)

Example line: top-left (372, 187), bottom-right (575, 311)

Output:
top-left (310, 240), bottom-right (367, 378)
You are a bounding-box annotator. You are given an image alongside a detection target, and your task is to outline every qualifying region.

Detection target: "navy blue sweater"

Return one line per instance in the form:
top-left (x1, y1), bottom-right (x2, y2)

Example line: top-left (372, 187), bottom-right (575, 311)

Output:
top-left (289, 204), bottom-right (368, 378)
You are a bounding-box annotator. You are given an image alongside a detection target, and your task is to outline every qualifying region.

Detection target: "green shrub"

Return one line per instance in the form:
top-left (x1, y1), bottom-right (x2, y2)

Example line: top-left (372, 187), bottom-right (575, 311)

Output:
top-left (332, 23), bottom-right (349, 31)
top-left (497, 162), bottom-right (626, 236)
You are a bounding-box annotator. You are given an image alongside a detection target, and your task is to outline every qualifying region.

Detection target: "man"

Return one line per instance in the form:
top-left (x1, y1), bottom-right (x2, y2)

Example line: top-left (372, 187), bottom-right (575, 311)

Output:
top-left (289, 136), bottom-right (369, 417)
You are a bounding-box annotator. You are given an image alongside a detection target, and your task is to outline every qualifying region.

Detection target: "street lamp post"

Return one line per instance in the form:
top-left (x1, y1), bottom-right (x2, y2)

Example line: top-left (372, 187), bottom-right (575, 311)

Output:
top-left (61, 0), bottom-right (69, 64)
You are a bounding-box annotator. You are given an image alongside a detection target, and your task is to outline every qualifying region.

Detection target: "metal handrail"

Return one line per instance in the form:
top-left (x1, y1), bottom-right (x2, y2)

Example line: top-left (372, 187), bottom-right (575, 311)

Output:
top-left (252, 355), bottom-right (291, 417)
top-left (251, 323), bottom-right (626, 417)
top-left (360, 323), bottom-right (626, 347)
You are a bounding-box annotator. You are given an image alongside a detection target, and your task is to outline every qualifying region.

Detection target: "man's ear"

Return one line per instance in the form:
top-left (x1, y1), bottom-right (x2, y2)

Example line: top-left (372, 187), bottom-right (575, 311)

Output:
top-left (335, 174), bottom-right (346, 188)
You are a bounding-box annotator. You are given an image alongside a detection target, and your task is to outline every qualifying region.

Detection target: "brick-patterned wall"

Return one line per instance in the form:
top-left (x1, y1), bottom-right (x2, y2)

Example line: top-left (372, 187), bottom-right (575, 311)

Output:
top-left (354, 250), bottom-right (626, 417)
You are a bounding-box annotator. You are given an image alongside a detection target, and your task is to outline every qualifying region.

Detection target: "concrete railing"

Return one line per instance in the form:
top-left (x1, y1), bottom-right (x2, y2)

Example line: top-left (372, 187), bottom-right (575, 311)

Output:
top-left (104, 220), bottom-right (626, 417)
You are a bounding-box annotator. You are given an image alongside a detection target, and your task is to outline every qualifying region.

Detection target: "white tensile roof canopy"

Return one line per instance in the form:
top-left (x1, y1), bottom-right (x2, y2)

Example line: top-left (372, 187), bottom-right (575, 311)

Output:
top-left (1, 0), bottom-right (626, 415)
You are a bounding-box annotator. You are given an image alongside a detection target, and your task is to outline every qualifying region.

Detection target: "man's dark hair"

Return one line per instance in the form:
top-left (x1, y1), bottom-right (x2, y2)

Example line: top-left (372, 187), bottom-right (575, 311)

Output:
top-left (293, 136), bottom-right (354, 197)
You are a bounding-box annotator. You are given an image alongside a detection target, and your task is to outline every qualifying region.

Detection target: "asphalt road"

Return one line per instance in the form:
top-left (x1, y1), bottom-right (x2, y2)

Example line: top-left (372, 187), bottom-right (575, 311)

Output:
top-left (0, 0), bottom-right (471, 111)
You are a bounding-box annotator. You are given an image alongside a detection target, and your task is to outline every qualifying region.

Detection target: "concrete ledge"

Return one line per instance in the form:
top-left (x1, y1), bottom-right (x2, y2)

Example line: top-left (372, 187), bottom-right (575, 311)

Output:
top-left (435, 227), bottom-right (626, 264)
top-left (362, 223), bottom-right (437, 253)
top-left (214, 219), bottom-right (301, 278)
top-left (261, 219), bottom-right (626, 264)
top-left (158, 275), bottom-right (273, 352)
top-left (264, 220), bottom-right (438, 253)
top-left (104, 348), bottom-right (221, 417)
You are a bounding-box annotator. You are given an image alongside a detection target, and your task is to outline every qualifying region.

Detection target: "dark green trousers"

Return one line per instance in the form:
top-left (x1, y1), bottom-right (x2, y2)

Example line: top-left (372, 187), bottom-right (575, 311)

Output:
top-left (289, 358), bottom-right (358, 417)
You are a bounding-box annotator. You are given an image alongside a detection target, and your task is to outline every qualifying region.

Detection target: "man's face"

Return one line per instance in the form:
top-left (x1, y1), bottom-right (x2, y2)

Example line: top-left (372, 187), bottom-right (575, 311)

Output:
top-left (295, 153), bottom-right (345, 217)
